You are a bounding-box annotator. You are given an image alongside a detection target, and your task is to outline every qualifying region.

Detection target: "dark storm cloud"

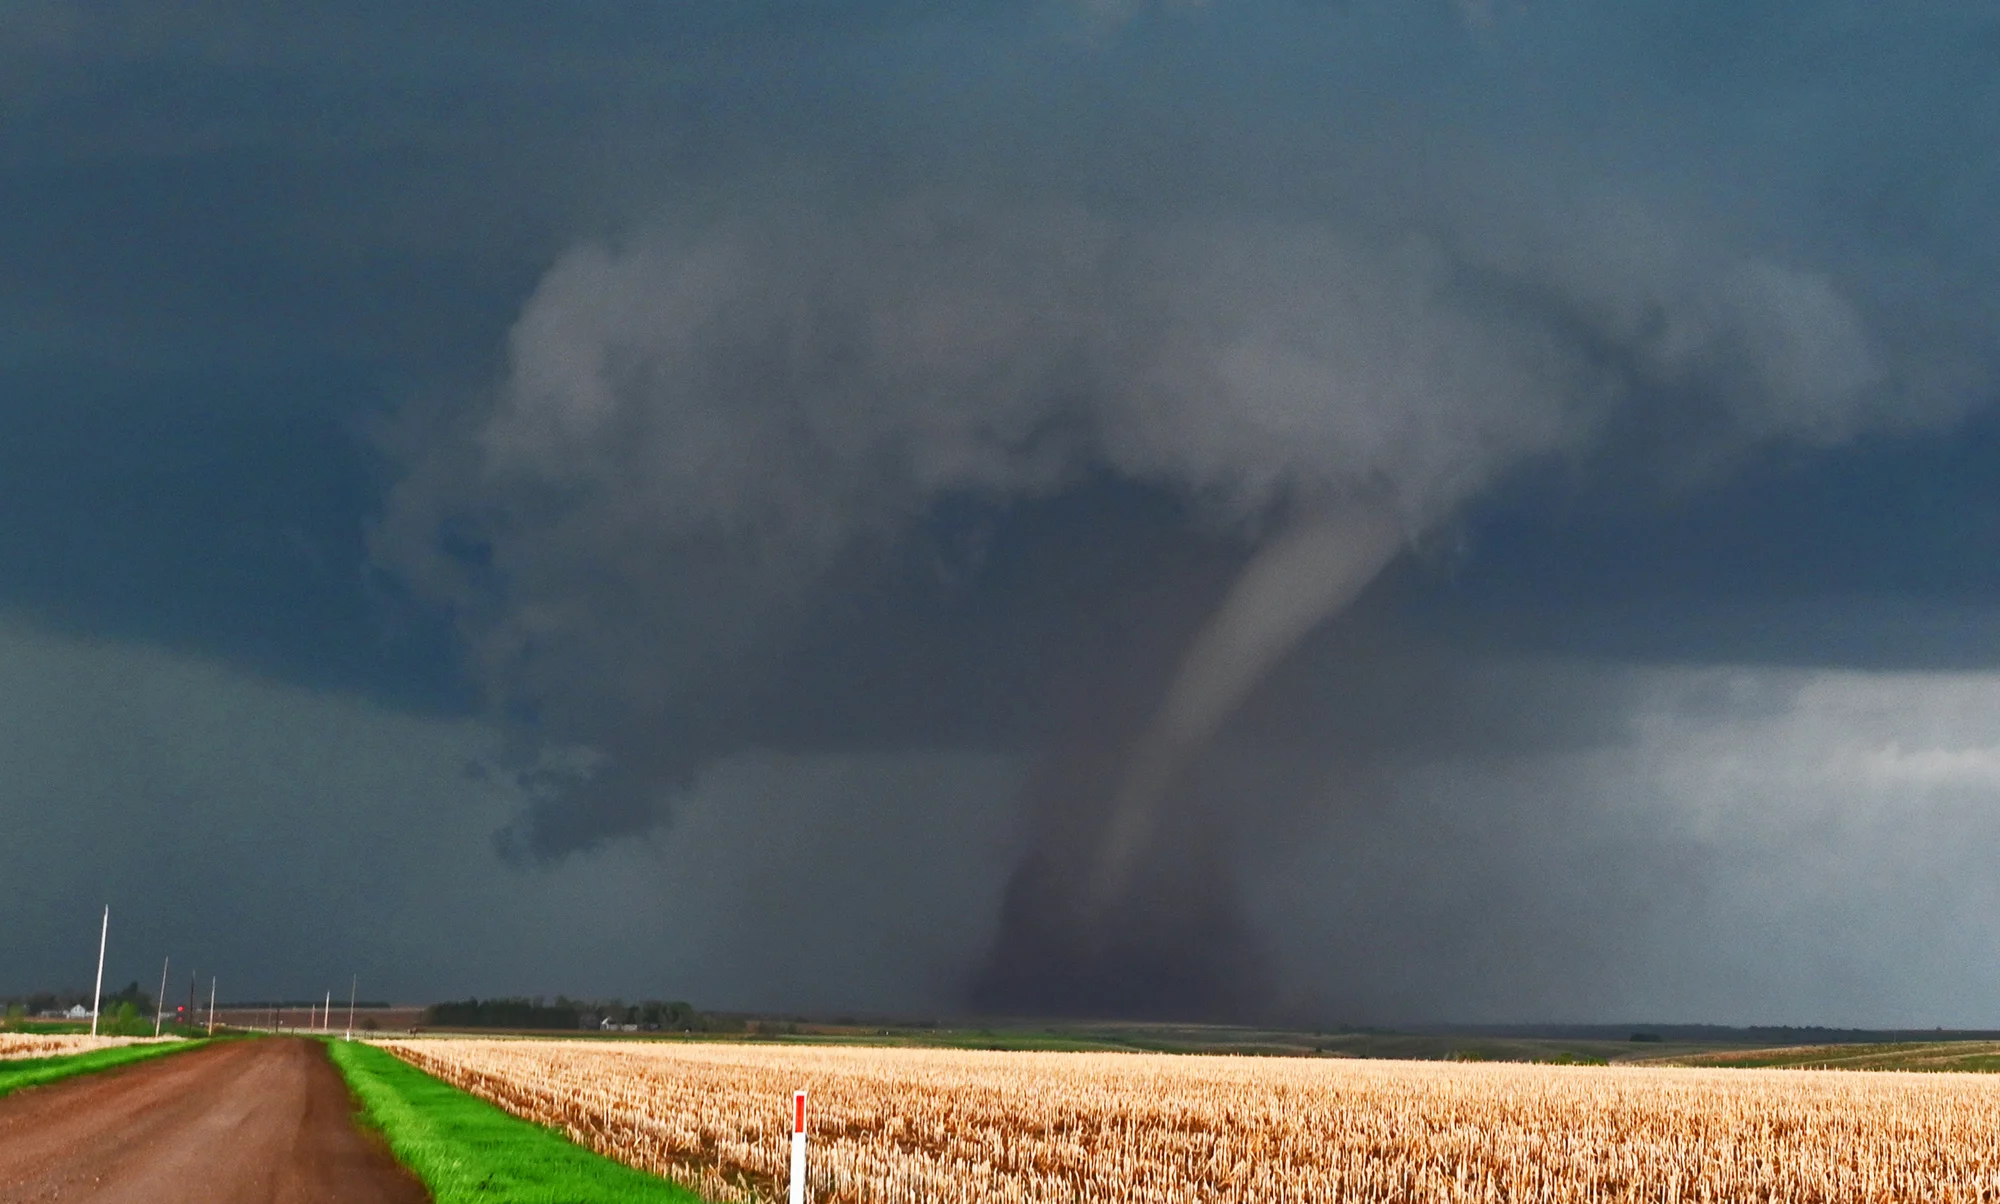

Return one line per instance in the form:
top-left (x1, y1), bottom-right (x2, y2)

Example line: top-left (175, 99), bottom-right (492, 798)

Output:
top-left (0, 363), bottom-right (466, 710)
top-left (359, 2), bottom-right (2000, 1016)
top-left (10, 1), bottom-right (2000, 1020)
top-left (1430, 407), bottom-right (2000, 664)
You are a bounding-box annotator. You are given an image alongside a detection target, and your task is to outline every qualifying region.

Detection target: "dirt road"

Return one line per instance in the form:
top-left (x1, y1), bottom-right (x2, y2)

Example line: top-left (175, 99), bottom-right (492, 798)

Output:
top-left (0, 1038), bottom-right (428, 1203)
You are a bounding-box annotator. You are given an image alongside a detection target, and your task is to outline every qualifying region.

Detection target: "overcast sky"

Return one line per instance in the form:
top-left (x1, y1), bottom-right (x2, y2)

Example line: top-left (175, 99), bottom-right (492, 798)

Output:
top-left (4, 1), bottom-right (2000, 1027)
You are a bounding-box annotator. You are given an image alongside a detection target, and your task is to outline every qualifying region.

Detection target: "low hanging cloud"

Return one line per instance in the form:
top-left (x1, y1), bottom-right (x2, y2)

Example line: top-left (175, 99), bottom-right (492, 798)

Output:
top-left (390, 200), bottom-right (1930, 781)
top-left (377, 0), bottom-right (2000, 1016)
top-left (386, 209), bottom-right (1603, 854)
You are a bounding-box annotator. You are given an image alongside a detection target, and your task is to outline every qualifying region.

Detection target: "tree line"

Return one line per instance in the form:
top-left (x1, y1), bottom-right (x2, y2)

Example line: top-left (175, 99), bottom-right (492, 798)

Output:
top-left (422, 996), bottom-right (740, 1032)
top-left (4, 982), bottom-right (166, 1034)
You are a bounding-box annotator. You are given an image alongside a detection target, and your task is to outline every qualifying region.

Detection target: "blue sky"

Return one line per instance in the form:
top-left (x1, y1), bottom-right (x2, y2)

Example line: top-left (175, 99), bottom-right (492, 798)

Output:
top-left (4, 1), bottom-right (1999, 1023)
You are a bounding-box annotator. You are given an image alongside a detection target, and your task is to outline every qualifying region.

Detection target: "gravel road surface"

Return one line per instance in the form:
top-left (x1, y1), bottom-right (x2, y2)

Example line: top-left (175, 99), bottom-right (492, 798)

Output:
top-left (0, 1037), bottom-right (428, 1203)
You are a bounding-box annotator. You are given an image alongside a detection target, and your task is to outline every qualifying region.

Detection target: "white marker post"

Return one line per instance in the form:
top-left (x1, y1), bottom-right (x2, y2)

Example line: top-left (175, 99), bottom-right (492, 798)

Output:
top-left (154, 956), bottom-right (170, 1036)
top-left (789, 1090), bottom-right (808, 1204)
top-left (90, 906), bottom-right (108, 1037)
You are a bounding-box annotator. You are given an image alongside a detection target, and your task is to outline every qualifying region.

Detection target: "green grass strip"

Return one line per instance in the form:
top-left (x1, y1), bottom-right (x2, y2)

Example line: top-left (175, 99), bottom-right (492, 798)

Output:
top-left (325, 1039), bottom-right (707, 1203)
top-left (0, 1039), bottom-right (206, 1098)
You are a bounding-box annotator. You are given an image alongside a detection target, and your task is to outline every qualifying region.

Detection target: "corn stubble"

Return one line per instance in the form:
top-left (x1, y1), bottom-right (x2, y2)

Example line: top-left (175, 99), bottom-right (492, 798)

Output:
top-left (380, 1039), bottom-right (2000, 1203)
top-left (0, 1034), bottom-right (175, 1059)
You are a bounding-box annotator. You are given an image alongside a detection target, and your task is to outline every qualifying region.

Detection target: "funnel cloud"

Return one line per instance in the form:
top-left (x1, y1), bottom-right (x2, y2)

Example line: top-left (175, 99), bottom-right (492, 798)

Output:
top-left (1095, 503), bottom-right (1406, 908)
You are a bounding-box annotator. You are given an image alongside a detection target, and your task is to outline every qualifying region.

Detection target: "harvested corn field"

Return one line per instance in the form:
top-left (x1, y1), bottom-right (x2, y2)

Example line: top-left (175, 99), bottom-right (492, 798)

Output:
top-left (377, 1038), bottom-right (2000, 1203)
top-left (0, 1034), bottom-right (177, 1060)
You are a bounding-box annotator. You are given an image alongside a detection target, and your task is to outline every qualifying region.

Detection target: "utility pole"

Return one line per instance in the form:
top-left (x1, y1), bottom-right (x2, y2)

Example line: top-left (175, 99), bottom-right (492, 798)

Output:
top-left (345, 975), bottom-right (356, 1041)
top-left (154, 956), bottom-right (170, 1037)
top-left (90, 906), bottom-right (108, 1038)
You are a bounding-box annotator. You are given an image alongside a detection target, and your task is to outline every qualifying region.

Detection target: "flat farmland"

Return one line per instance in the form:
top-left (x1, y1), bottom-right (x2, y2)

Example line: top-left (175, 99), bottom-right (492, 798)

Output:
top-left (0, 1033), bottom-right (176, 1059)
top-left (378, 1038), bottom-right (2000, 1203)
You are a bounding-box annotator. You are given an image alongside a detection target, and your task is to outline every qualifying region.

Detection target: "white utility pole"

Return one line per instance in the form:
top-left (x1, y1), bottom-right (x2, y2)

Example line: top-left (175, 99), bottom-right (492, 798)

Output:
top-left (207, 978), bottom-right (217, 1036)
top-left (154, 956), bottom-right (170, 1037)
top-left (344, 975), bottom-right (356, 1040)
top-left (90, 906), bottom-right (109, 1037)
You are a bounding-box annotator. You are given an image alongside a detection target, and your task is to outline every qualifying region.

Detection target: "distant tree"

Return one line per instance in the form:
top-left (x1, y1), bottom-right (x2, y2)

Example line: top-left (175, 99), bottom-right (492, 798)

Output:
top-left (102, 1000), bottom-right (152, 1036)
top-left (102, 981), bottom-right (155, 1017)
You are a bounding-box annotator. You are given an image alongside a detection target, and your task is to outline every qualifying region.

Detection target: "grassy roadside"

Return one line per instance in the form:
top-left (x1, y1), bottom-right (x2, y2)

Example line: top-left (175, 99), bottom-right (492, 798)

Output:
top-left (325, 1039), bottom-right (706, 1204)
top-left (0, 1039), bottom-right (206, 1098)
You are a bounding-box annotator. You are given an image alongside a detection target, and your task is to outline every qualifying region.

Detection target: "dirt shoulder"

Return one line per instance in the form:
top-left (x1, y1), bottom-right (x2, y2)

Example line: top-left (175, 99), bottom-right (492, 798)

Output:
top-left (0, 1036), bottom-right (428, 1203)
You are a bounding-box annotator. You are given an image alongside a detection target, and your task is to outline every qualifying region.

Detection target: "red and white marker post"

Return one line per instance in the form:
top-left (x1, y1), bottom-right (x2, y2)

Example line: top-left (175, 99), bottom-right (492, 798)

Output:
top-left (789, 1090), bottom-right (808, 1204)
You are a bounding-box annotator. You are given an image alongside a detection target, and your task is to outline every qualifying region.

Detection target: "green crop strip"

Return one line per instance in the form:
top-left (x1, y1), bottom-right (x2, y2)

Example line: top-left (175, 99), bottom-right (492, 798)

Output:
top-left (325, 1039), bottom-right (706, 1203)
top-left (0, 1039), bottom-right (205, 1097)
top-left (1659, 1040), bottom-right (2000, 1072)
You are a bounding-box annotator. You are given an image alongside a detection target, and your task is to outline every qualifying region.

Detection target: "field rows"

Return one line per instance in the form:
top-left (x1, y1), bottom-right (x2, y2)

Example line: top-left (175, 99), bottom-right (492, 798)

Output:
top-left (1647, 1041), bottom-right (2000, 1073)
top-left (379, 1038), bottom-right (2000, 1203)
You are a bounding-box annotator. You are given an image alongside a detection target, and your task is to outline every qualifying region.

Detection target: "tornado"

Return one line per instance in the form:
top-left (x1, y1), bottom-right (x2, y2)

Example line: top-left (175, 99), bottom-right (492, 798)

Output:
top-left (1090, 500), bottom-right (1407, 912)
